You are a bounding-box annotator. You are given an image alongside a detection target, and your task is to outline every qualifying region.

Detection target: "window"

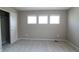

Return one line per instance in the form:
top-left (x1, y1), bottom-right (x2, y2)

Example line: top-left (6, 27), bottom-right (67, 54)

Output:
top-left (27, 15), bottom-right (60, 24)
top-left (50, 16), bottom-right (60, 24)
top-left (38, 16), bottom-right (48, 24)
top-left (27, 16), bottom-right (37, 24)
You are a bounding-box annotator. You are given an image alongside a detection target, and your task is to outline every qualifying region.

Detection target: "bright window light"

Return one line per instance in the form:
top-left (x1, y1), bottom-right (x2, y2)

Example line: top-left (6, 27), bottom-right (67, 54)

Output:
top-left (38, 16), bottom-right (48, 24)
top-left (27, 16), bottom-right (37, 24)
top-left (50, 16), bottom-right (60, 24)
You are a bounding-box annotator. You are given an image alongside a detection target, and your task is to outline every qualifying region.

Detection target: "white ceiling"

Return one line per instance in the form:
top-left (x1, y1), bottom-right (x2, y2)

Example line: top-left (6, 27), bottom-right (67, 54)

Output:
top-left (14, 7), bottom-right (70, 11)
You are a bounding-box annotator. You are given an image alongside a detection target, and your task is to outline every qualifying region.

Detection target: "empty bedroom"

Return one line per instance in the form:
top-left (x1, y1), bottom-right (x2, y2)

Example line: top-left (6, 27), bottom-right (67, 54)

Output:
top-left (0, 7), bottom-right (79, 52)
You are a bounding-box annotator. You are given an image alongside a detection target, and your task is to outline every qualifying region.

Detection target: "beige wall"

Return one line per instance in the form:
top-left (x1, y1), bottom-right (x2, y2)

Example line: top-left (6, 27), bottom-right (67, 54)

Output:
top-left (68, 7), bottom-right (79, 47)
top-left (0, 7), bottom-right (18, 51)
top-left (18, 10), bottom-right (67, 40)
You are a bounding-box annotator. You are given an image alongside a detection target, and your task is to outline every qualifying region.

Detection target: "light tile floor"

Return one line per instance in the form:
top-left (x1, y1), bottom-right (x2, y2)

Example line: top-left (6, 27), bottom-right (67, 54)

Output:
top-left (2, 39), bottom-right (78, 52)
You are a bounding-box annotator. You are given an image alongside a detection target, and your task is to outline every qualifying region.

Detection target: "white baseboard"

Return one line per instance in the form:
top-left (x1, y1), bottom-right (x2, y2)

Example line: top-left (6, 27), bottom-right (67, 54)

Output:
top-left (18, 37), bottom-right (66, 42)
top-left (66, 40), bottom-right (79, 51)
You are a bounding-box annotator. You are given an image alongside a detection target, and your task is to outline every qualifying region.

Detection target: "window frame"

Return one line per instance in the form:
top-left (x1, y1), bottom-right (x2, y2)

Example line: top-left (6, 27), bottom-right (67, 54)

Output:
top-left (38, 15), bottom-right (48, 24)
top-left (27, 15), bottom-right (37, 24)
top-left (27, 14), bottom-right (60, 24)
top-left (49, 15), bottom-right (60, 24)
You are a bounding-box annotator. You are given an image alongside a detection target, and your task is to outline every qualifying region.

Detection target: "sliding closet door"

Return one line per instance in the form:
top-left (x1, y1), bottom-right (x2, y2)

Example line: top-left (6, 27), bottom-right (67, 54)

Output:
top-left (0, 14), bottom-right (2, 51)
top-left (1, 13), bottom-right (7, 44)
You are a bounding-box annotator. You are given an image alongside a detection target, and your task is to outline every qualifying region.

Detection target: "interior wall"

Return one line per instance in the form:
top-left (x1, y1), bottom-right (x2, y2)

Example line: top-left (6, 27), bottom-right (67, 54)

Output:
top-left (18, 10), bottom-right (67, 40)
top-left (68, 7), bottom-right (79, 47)
top-left (0, 7), bottom-right (18, 45)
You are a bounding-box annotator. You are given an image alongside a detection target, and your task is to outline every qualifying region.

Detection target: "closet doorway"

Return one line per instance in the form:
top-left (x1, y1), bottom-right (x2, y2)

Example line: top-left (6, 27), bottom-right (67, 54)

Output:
top-left (0, 10), bottom-right (10, 45)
